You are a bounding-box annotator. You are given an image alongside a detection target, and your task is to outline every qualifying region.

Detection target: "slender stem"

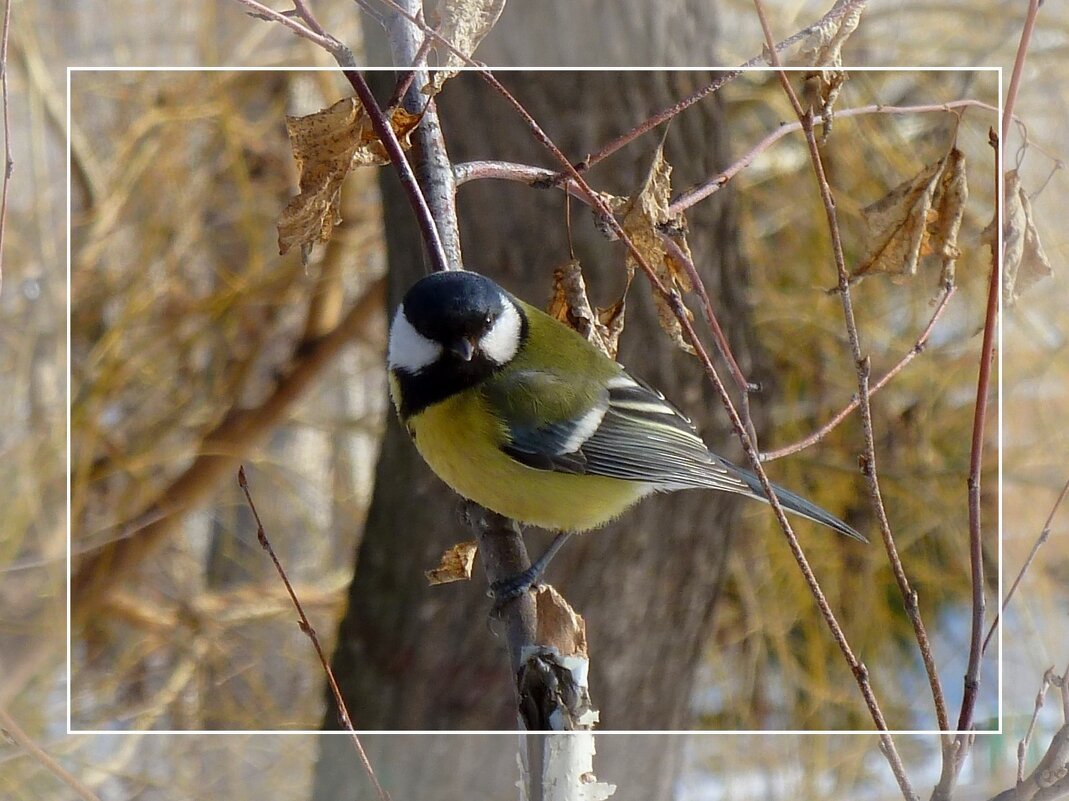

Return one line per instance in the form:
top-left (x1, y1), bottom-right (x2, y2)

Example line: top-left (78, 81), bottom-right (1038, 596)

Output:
top-left (957, 129), bottom-right (1000, 733)
top-left (340, 69), bottom-right (452, 273)
top-left (0, 706), bottom-right (103, 801)
top-left (661, 235), bottom-right (757, 443)
top-left (477, 68), bottom-right (907, 756)
top-left (959, 0), bottom-right (1044, 735)
top-left (449, 97), bottom-right (1001, 216)
top-left (0, 0), bottom-right (12, 296)
top-left (231, 0), bottom-right (357, 65)
top-left (1001, 0), bottom-right (1041, 143)
top-left (546, 0), bottom-right (873, 179)
top-left (763, 284), bottom-right (956, 461)
top-left (984, 477), bottom-right (1069, 655)
top-left (238, 468), bottom-right (390, 801)
top-left (670, 100), bottom-right (998, 215)
top-left (757, 0), bottom-right (949, 735)
top-left (753, 1), bottom-right (924, 796)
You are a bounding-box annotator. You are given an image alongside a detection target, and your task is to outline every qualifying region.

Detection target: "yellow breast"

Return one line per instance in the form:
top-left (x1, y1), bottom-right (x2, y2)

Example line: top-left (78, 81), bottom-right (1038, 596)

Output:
top-left (404, 389), bottom-right (650, 532)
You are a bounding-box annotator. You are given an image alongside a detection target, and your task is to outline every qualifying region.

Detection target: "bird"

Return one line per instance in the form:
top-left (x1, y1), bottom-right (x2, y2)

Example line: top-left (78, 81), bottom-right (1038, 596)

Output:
top-left (387, 270), bottom-right (866, 599)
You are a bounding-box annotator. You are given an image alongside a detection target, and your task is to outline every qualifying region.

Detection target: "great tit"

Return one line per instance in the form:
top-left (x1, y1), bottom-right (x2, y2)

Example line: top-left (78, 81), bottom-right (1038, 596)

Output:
top-left (387, 271), bottom-right (865, 593)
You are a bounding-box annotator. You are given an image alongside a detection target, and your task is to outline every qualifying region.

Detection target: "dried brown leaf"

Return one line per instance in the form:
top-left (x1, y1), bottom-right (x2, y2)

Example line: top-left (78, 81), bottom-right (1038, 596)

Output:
top-left (425, 540), bottom-right (479, 585)
top-left (853, 146), bottom-right (968, 284)
top-left (1003, 170), bottom-right (1053, 305)
top-left (278, 99), bottom-right (421, 256)
top-left (798, 0), bottom-right (865, 127)
top-left (932, 147), bottom-right (968, 286)
top-left (620, 145), bottom-right (695, 354)
top-left (798, 0), bottom-right (866, 67)
top-left (546, 259), bottom-right (628, 359)
top-left (425, 0), bottom-right (507, 96)
top-left (533, 585), bottom-right (587, 659)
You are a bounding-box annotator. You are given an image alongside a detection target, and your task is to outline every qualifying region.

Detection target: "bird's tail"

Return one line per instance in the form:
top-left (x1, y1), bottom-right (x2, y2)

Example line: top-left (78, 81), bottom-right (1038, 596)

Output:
top-left (729, 462), bottom-right (868, 543)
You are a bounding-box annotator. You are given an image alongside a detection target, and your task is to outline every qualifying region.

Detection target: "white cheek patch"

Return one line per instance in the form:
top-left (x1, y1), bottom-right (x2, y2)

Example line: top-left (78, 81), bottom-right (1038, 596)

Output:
top-left (388, 308), bottom-right (442, 373)
top-left (478, 300), bottom-right (522, 365)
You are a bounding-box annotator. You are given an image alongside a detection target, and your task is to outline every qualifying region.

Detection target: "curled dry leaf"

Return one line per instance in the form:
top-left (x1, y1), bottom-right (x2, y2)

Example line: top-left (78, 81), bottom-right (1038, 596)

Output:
top-left (518, 587), bottom-right (597, 729)
top-left (619, 145), bottom-right (696, 354)
top-left (853, 146), bottom-right (968, 285)
top-left (278, 98), bottom-right (421, 256)
top-left (425, 540), bottom-right (479, 585)
top-left (546, 259), bottom-right (628, 359)
top-left (798, 0), bottom-right (866, 130)
top-left (1001, 170), bottom-right (1053, 305)
top-left (533, 584), bottom-right (588, 659)
top-left (425, 0), bottom-right (507, 96)
top-left (931, 147), bottom-right (968, 286)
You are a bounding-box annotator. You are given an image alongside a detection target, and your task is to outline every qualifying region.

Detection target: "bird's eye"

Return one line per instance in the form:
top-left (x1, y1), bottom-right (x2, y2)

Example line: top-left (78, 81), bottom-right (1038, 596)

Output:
top-left (484, 312), bottom-right (494, 326)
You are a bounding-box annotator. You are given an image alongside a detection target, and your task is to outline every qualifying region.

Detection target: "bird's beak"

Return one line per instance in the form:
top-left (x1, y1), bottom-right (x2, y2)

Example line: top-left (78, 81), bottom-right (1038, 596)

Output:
top-left (449, 337), bottom-right (476, 361)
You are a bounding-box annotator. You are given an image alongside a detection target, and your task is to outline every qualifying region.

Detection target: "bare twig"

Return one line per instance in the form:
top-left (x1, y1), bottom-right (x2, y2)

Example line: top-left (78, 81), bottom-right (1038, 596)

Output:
top-left (1020, 668), bottom-right (1058, 784)
top-left (372, 0), bottom-right (464, 270)
top-left (988, 664), bottom-right (1069, 801)
top-left (984, 477), bottom-right (1069, 656)
top-left (231, 0), bottom-right (357, 65)
top-left (1002, 0), bottom-right (1041, 144)
top-left (670, 100), bottom-right (998, 215)
top-left (547, 0), bottom-right (872, 179)
top-left (0, 0), bottom-right (12, 296)
top-left (757, 0), bottom-right (952, 732)
top-left (475, 70), bottom-right (906, 759)
top-left (752, 1), bottom-right (929, 797)
top-left (660, 235), bottom-right (758, 443)
top-left (763, 283), bottom-right (957, 461)
top-left (963, 0), bottom-right (1045, 736)
top-left (955, 124), bottom-right (998, 734)
top-left (71, 279), bottom-right (386, 620)
top-left (453, 99), bottom-right (1000, 216)
top-left (341, 69), bottom-right (452, 273)
top-left (0, 706), bottom-right (102, 801)
top-left (238, 467), bottom-right (390, 801)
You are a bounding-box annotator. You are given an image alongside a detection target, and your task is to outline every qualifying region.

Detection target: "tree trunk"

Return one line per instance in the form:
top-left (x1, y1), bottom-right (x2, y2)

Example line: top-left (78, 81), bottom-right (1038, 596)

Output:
top-left (313, 64), bottom-right (762, 791)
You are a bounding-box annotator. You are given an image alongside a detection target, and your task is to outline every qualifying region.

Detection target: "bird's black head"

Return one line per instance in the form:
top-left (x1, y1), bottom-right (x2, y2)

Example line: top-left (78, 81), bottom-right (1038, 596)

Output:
top-left (388, 271), bottom-right (527, 415)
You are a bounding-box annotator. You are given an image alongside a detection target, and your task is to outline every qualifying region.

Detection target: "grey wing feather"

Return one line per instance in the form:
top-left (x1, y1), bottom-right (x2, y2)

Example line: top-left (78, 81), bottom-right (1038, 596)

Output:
top-left (499, 370), bottom-right (868, 541)
top-left (580, 376), bottom-right (748, 492)
top-left (504, 371), bottom-right (747, 493)
top-left (504, 418), bottom-right (589, 474)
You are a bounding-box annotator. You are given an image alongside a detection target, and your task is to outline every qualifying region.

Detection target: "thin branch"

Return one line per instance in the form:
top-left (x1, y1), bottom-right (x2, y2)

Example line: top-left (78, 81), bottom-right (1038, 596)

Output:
top-left (0, 0), bottom-right (12, 296)
top-left (753, 1), bottom-right (928, 796)
top-left (984, 476), bottom-right (1069, 656)
top-left (1002, 0), bottom-right (1041, 143)
top-left (452, 98), bottom-right (1001, 216)
top-left (1019, 667), bottom-right (1057, 784)
top-left (231, 0), bottom-right (357, 65)
top-left (660, 234), bottom-right (758, 444)
top-left (71, 278), bottom-right (386, 621)
top-left (340, 69), bottom-right (452, 273)
top-left (756, 0), bottom-right (947, 736)
top-left (963, 0), bottom-right (1045, 735)
top-left (549, 0), bottom-right (872, 179)
top-left (0, 706), bottom-right (102, 801)
top-left (955, 124), bottom-right (998, 733)
top-left (475, 70), bottom-right (907, 762)
top-left (670, 100), bottom-right (999, 216)
top-left (763, 283), bottom-right (957, 462)
top-left (238, 468), bottom-right (390, 801)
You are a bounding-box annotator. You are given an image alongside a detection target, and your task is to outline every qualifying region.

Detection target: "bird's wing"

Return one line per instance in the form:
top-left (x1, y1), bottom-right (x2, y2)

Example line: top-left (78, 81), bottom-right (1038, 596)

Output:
top-left (484, 368), bottom-right (748, 493)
